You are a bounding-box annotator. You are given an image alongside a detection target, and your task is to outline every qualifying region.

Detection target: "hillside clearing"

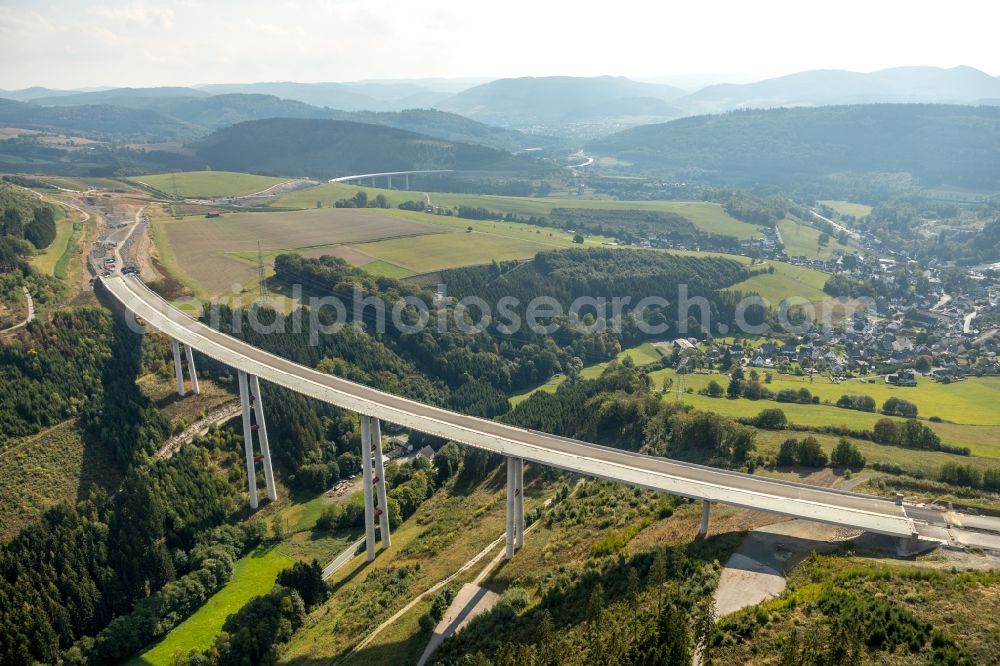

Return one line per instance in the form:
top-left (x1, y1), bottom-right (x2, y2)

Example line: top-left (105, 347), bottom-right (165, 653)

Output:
top-left (132, 171), bottom-right (289, 198)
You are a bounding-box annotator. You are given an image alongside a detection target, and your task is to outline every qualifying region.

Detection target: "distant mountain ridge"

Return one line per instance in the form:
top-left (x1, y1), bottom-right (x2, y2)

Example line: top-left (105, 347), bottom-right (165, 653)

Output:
top-left (587, 104), bottom-right (1000, 190)
top-left (0, 92), bottom-right (561, 151)
top-left (7, 67), bottom-right (999, 141)
top-left (677, 66), bottom-right (1000, 114)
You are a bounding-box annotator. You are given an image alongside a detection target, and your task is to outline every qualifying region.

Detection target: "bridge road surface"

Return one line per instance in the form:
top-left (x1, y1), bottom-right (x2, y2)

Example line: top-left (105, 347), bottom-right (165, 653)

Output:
top-left (100, 275), bottom-right (921, 540)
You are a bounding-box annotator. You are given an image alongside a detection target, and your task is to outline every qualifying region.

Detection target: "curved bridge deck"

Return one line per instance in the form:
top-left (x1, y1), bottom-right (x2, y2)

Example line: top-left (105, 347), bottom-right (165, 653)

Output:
top-left (100, 275), bottom-right (917, 538)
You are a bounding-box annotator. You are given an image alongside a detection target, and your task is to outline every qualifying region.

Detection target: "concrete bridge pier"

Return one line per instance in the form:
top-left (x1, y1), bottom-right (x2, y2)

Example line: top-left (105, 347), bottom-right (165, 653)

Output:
top-left (184, 343), bottom-right (200, 395)
top-left (360, 415), bottom-right (391, 561)
top-left (171, 338), bottom-right (186, 396)
top-left (238, 370), bottom-right (259, 508)
top-left (369, 416), bottom-right (392, 549)
top-left (698, 500), bottom-right (711, 537)
top-left (505, 457), bottom-right (524, 558)
top-left (360, 416), bottom-right (376, 560)
top-left (249, 375), bottom-right (276, 501)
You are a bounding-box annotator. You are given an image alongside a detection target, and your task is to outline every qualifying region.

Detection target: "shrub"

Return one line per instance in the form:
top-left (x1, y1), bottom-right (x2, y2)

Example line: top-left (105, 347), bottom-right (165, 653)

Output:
top-left (883, 397), bottom-right (918, 418)
top-left (276, 560), bottom-right (329, 609)
top-left (836, 394), bottom-right (877, 412)
top-left (797, 436), bottom-right (828, 467)
top-left (777, 438), bottom-right (799, 466)
top-left (755, 408), bottom-right (787, 430)
top-left (872, 418), bottom-right (899, 444)
top-left (830, 438), bottom-right (866, 469)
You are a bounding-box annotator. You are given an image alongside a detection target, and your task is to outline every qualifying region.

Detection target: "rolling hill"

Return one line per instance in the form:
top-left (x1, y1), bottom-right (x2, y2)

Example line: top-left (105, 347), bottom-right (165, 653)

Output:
top-left (0, 89), bottom-right (560, 152)
top-left (677, 66), bottom-right (1000, 114)
top-left (27, 86), bottom-right (209, 107)
top-left (587, 104), bottom-right (1000, 189)
top-left (437, 75), bottom-right (687, 131)
top-left (191, 118), bottom-right (548, 179)
top-left (0, 98), bottom-right (198, 141)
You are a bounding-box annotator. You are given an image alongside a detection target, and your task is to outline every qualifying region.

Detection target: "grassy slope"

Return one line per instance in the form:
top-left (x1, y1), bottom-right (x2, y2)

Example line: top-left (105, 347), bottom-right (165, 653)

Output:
top-left (132, 171), bottom-right (289, 198)
top-left (727, 260), bottom-right (830, 304)
top-left (649, 369), bottom-right (1000, 427)
top-left (510, 342), bottom-right (667, 406)
top-left (130, 545), bottom-right (296, 666)
top-left (657, 389), bottom-right (1000, 459)
top-left (713, 554), bottom-right (999, 665)
top-left (777, 217), bottom-right (849, 260)
top-left (819, 200), bottom-right (873, 218)
top-left (130, 482), bottom-right (354, 665)
top-left (28, 203), bottom-right (72, 275)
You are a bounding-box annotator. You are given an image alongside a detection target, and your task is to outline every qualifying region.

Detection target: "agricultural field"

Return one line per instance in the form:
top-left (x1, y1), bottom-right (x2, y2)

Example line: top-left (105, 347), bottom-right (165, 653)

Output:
top-left (270, 181), bottom-right (763, 239)
top-left (132, 171), bottom-right (289, 198)
top-left (151, 207), bottom-right (445, 299)
top-left (350, 230), bottom-right (561, 275)
top-left (151, 204), bottom-right (611, 299)
top-left (818, 200), bottom-right (873, 218)
top-left (776, 217), bottom-right (850, 260)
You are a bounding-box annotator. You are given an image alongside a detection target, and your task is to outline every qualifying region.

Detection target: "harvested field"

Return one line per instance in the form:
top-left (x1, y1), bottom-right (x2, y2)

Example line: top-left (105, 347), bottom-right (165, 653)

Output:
top-left (153, 208), bottom-right (443, 297)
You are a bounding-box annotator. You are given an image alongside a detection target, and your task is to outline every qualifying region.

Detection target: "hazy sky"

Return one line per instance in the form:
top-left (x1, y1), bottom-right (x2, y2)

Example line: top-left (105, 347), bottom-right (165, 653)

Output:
top-left (2, 0), bottom-right (998, 89)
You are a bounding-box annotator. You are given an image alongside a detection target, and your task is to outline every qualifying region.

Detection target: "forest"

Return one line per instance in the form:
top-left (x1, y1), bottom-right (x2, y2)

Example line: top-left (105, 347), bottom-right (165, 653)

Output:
top-left (588, 104), bottom-right (1000, 190)
top-left (0, 314), bottom-right (251, 664)
top-left (192, 118), bottom-right (546, 180)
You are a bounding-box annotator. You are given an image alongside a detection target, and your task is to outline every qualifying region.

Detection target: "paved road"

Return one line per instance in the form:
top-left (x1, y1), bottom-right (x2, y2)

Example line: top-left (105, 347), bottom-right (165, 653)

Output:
top-left (566, 152), bottom-right (594, 169)
top-left (0, 287), bottom-right (34, 333)
top-left (322, 537), bottom-right (366, 579)
top-left (100, 274), bottom-right (925, 539)
top-left (810, 209), bottom-right (860, 241)
top-left (964, 311), bottom-right (977, 334)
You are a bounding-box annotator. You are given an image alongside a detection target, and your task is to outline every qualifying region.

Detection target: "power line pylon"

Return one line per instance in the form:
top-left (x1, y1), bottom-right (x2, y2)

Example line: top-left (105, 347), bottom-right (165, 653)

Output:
top-left (257, 240), bottom-right (269, 300)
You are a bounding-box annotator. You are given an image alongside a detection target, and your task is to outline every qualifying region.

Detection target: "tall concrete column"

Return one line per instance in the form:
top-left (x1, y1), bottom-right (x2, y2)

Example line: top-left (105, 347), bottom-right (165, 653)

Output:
top-left (184, 344), bottom-right (200, 395)
top-left (404, 174), bottom-right (409, 190)
top-left (505, 457), bottom-right (516, 559)
top-left (387, 175), bottom-right (392, 189)
top-left (171, 338), bottom-right (186, 396)
top-left (698, 500), bottom-right (711, 537)
top-left (237, 371), bottom-right (258, 509)
top-left (514, 457), bottom-right (524, 550)
top-left (369, 417), bottom-right (391, 549)
top-left (360, 415), bottom-right (377, 561)
top-left (249, 375), bottom-right (276, 501)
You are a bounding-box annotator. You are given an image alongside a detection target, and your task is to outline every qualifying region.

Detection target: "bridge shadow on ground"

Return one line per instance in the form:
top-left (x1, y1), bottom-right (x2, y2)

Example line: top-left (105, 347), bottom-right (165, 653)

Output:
top-left (77, 315), bottom-right (150, 502)
top-left (329, 547), bottom-right (390, 595)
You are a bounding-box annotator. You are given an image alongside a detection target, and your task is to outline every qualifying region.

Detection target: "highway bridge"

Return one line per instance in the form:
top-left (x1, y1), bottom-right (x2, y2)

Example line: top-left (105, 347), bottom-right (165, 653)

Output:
top-left (99, 275), bottom-right (928, 562)
top-left (329, 169), bottom-right (454, 189)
